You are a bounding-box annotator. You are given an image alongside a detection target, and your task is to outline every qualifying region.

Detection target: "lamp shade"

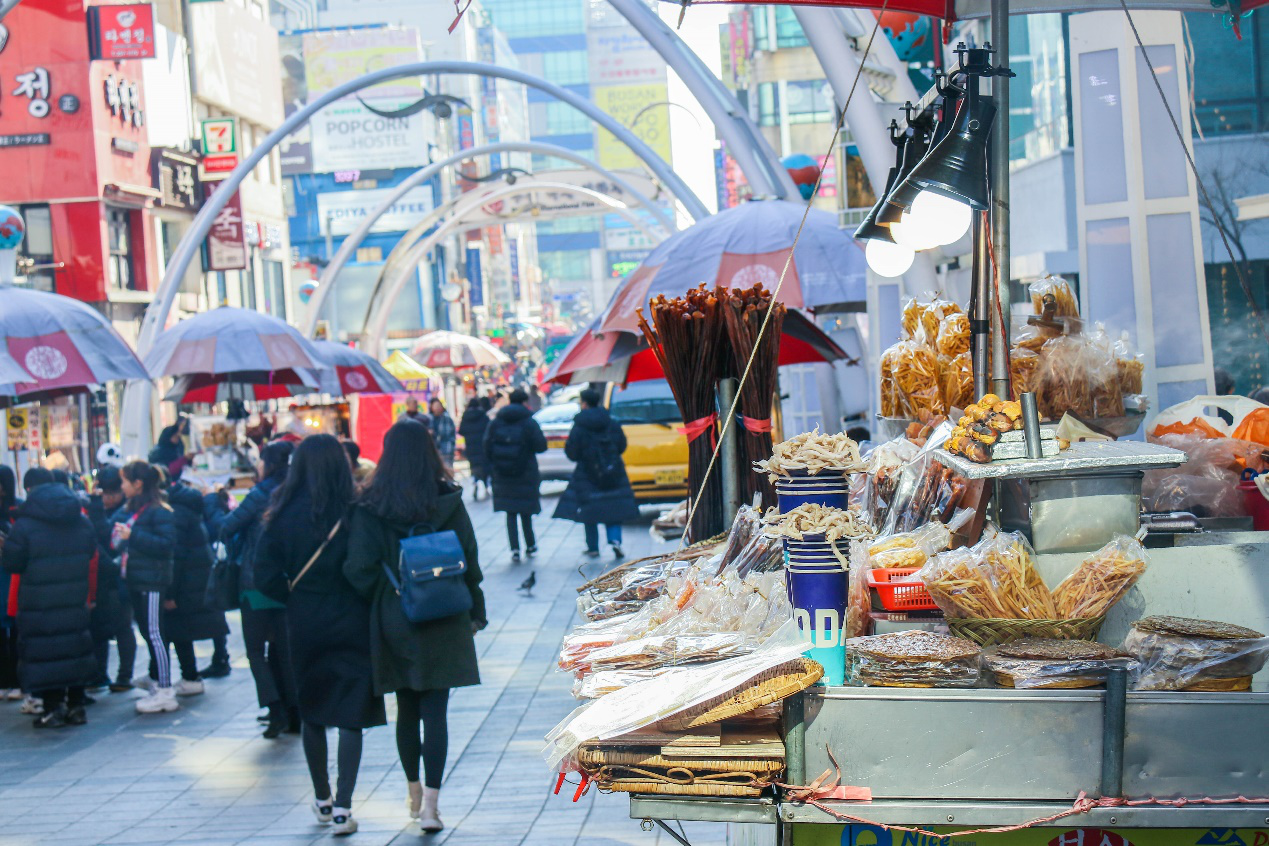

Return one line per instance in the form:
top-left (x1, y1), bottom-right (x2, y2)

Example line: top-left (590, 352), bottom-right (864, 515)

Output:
top-left (908, 96), bottom-right (998, 211)
top-left (853, 166), bottom-right (900, 242)
top-left (878, 127), bottom-right (931, 224)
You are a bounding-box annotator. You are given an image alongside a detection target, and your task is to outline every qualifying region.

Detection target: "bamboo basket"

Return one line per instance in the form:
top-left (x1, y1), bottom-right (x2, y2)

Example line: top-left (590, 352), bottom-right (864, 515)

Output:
top-left (583, 763), bottom-right (777, 798)
top-left (658, 658), bottom-right (822, 732)
top-left (598, 781), bottom-right (767, 797)
top-left (948, 616), bottom-right (1105, 648)
top-left (578, 749), bottom-right (784, 773)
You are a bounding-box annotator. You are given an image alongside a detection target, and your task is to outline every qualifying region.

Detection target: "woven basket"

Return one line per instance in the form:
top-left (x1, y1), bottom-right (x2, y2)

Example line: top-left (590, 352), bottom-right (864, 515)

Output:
top-left (599, 781), bottom-right (767, 797)
top-left (948, 616), bottom-right (1105, 648)
top-left (578, 748), bottom-right (784, 773)
top-left (658, 658), bottom-right (823, 732)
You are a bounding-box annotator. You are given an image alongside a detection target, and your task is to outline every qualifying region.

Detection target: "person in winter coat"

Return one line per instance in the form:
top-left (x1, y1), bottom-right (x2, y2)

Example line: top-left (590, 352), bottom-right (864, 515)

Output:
top-left (198, 488), bottom-right (233, 679)
top-left (86, 465), bottom-right (134, 693)
top-left (483, 388), bottom-right (547, 563)
top-left (554, 388), bottom-right (639, 559)
top-left (0, 468), bottom-right (98, 728)
top-left (257, 435), bottom-right (386, 836)
top-left (428, 399), bottom-right (457, 469)
top-left (112, 461), bottom-right (179, 714)
top-left (219, 440), bottom-right (298, 738)
top-left (397, 396), bottom-right (429, 426)
top-left (458, 398), bottom-right (491, 500)
top-left (343, 420), bottom-right (486, 834)
top-left (0, 465), bottom-right (22, 701)
top-left (165, 482), bottom-right (229, 697)
top-left (148, 417), bottom-right (190, 474)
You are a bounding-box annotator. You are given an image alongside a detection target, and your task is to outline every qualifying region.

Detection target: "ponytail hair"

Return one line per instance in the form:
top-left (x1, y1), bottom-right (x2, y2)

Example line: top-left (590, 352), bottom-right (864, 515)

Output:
top-left (121, 460), bottom-right (165, 511)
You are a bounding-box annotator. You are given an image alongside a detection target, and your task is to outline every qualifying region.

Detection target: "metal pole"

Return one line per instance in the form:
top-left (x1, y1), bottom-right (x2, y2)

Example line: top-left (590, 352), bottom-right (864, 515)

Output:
top-left (1101, 667), bottom-right (1128, 798)
top-left (717, 377), bottom-right (742, 525)
top-left (989, 0), bottom-right (1013, 399)
top-left (971, 210), bottom-right (991, 400)
top-left (782, 693), bottom-right (806, 786)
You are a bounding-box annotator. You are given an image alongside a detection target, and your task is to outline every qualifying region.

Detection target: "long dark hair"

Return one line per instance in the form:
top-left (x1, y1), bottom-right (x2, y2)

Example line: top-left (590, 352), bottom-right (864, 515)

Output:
top-left (358, 420), bottom-right (451, 524)
top-left (265, 434), bottom-right (351, 533)
top-left (259, 440), bottom-right (294, 482)
top-left (0, 465), bottom-right (16, 512)
top-left (121, 461), bottom-right (166, 511)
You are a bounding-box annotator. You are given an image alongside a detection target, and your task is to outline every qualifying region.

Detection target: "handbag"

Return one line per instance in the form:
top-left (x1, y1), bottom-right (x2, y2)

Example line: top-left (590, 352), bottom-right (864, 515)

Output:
top-left (205, 541), bottom-right (240, 611)
top-left (288, 519), bottom-right (343, 592)
top-left (382, 524), bottom-right (472, 623)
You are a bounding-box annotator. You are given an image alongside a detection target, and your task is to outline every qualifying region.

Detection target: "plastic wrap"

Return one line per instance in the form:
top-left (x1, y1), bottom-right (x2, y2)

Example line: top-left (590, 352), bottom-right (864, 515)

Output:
top-left (1114, 330), bottom-right (1145, 395)
top-left (939, 351), bottom-right (974, 412)
top-left (572, 667), bottom-right (673, 699)
top-left (879, 422), bottom-right (965, 536)
top-left (880, 343), bottom-right (901, 417)
top-left (844, 631), bottom-right (981, 687)
top-left (1052, 534), bottom-right (1148, 619)
top-left (586, 632), bottom-right (754, 672)
top-left (901, 297), bottom-right (924, 340)
top-left (1034, 333), bottom-right (1123, 420)
top-left (846, 537), bottom-right (872, 640)
top-left (894, 340), bottom-right (945, 418)
top-left (1009, 347), bottom-right (1039, 400)
top-left (921, 298), bottom-right (964, 348)
top-left (1123, 617), bottom-right (1268, 691)
top-left (1142, 432), bottom-right (1266, 518)
top-left (982, 645), bottom-right (1139, 689)
top-left (1089, 325), bottom-right (1125, 417)
top-left (937, 312), bottom-right (971, 358)
top-left (1029, 274), bottom-right (1079, 318)
top-left (1013, 323), bottom-right (1058, 354)
top-left (918, 530), bottom-right (1059, 619)
top-left (867, 522), bottom-right (952, 570)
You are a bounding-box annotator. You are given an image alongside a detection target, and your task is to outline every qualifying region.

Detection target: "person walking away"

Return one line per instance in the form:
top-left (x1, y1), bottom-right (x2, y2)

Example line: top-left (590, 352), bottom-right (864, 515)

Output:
top-left (0, 465), bottom-right (23, 701)
top-left (0, 468), bottom-right (98, 728)
top-left (149, 417), bottom-right (190, 476)
top-left (199, 486), bottom-right (234, 678)
top-left (219, 440), bottom-right (299, 737)
top-left (458, 398), bottom-right (491, 500)
top-left (526, 385), bottom-right (544, 413)
top-left (113, 462), bottom-right (179, 714)
top-left (342, 440), bottom-right (376, 485)
top-left (343, 421), bottom-right (486, 834)
top-left (165, 481), bottom-right (229, 697)
top-left (484, 388), bottom-right (547, 563)
top-left (554, 388), bottom-right (638, 559)
top-left (428, 399), bottom-right (457, 470)
top-left (256, 435), bottom-right (386, 836)
top-left (397, 397), bottom-right (429, 426)
top-left (86, 466), bottom-right (135, 693)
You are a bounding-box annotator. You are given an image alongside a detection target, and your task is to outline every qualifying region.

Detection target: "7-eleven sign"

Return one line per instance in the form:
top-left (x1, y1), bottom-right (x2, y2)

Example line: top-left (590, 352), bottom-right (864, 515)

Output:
top-left (200, 117), bottom-right (238, 179)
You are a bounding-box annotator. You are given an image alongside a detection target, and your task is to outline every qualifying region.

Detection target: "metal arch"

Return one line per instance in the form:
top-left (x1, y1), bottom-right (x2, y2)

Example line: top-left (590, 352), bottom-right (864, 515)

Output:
top-left (120, 60), bottom-right (708, 455)
top-left (306, 140), bottom-right (678, 335)
top-left (360, 180), bottom-right (659, 358)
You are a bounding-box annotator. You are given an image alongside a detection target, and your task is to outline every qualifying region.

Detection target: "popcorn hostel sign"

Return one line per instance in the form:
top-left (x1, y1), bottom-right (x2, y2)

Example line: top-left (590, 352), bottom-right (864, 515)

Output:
top-left (315, 186), bottom-right (435, 236)
top-left (87, 4), bottom-right (156, 61)
top-left (309, 99), bottom-right (428, 172)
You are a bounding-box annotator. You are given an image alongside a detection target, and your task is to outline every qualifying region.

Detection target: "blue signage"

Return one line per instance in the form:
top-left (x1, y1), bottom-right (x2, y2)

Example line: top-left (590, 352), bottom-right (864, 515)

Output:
top-left (466, 246), bottom-right (483, 308)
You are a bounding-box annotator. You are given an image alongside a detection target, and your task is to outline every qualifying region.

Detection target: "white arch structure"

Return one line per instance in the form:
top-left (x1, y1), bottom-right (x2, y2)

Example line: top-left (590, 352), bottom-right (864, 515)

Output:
top-left (305, 140), bottom-right (677, 335)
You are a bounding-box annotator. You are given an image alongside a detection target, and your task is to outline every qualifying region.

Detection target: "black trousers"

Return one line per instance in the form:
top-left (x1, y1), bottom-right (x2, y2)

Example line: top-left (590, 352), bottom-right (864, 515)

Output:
top-left (395, 688), bottom-right (449, 789)
top-left (303, 723), bottom-right (364, 809)
top-left (95, 598), bottom-right (136, 684)
top-left (0, 623), bottom-right (19, 689)
top-left (241, 606), bottom-right (296, 709)
top-left (38, 686), bottom-right (85, 710)
top-left (505, 512), bottom-right (535, 551)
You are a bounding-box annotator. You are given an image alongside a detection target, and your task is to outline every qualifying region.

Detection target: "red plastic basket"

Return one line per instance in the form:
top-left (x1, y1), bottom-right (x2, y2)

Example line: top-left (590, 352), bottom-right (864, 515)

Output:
top-left (866, 567), bottom-right (939, 612)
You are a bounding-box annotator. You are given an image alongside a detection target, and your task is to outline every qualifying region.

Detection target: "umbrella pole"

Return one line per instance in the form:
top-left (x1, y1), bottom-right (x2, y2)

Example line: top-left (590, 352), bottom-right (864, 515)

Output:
top-left (989, 0), bottom-right (1013, 399)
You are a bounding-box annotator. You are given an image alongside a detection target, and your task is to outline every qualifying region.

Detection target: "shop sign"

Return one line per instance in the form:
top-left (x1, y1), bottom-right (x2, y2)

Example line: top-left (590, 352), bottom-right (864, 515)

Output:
top-left (586, 26), bottom-right (667, 87)
top-left (87, 4), bottom-right (157, 61)
top-left (205, 186), bottom-right (247, 271)
top-left (189, 1), bottom-right (282, 127)
top-left (25, 411), bottom-right (40, 453)
top-left (200, 117), bottom-right (238, 177)
top-left (465, 246), bottom-right (483, 309)
top-left (0, 133), bottom-right (50, 148)
top-left (594, 84), bottom-right (671, 170)
top-left (508, 238), bottom-right (520, 301)
top-left (103, 74), bottom-right (145, 128)
top-left (45, 405), bottom-right (73, 448)
top-left (6, 408), bottom-right (27, 451)
top-left (154, 149), bottom-right (200, 210)
top-left (315, 185), bottom-right (434, 236)
top-left (11, 65), bottom-right (51, 117)
top-left (300, 28), bottom-right (421, 101)
top-left (309, 98), bottom-right (428, 173)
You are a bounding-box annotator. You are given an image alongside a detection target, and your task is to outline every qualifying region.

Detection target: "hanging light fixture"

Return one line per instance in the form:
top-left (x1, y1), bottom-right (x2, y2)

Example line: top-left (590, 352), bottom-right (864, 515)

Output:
top-left (876, 111), bottom-right (931, 227)
top-left (853, 121), bottom-right (904, 245)
top-left (907, 94), bottom-right (998, 212)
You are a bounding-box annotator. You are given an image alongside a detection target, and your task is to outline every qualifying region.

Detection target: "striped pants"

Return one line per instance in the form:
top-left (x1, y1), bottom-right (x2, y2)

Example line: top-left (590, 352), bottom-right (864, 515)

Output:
top-left (131, 591), bottom-right (171, 690)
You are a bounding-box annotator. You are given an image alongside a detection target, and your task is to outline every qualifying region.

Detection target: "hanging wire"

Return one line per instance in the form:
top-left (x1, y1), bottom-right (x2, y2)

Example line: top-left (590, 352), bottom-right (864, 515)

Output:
top-left (677, 1), bottom-right (890, 548)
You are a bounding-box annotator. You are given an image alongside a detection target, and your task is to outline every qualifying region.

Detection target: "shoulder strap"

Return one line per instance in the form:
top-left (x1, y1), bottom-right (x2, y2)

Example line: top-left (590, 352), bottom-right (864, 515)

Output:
top-left (288, 518), bottom-right (342, 592)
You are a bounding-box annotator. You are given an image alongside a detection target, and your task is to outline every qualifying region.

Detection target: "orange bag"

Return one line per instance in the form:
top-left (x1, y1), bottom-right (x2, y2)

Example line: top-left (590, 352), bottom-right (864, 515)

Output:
top-left (1232, 408), bottom-right (1269, 447)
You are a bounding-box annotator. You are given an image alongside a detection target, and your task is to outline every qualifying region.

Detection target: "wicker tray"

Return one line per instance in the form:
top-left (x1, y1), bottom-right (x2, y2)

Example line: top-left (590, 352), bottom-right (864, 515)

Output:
top-left (598, 781), bottom-right (767, 797)
top-left (578, 748), bottom-right (784, 773)
top-left (659, 658), bottom-right (823, 732)
top-left (947, 616), bottom-right (1105, 648)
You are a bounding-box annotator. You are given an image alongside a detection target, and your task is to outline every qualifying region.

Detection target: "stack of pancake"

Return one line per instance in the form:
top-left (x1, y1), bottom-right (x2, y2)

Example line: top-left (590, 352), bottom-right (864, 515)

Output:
top-left (845, 631), bottom-right (981, 688)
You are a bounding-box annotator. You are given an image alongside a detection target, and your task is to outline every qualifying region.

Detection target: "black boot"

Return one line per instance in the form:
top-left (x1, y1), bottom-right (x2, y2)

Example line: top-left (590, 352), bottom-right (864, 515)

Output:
top-left (199, 656), bottom-right (231, 679)
top-left (285, 705), bottom-right (302, 735)
top-left (262, 702), bottom-right (287, 739)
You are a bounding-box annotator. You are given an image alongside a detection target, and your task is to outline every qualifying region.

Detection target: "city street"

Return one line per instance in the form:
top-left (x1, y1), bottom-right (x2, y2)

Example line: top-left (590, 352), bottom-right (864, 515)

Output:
top-left (0, 488), bottom-right (725, 846)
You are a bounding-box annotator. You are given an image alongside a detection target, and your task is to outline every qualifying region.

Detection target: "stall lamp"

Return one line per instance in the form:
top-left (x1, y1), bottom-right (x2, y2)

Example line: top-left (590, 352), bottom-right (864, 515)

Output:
top-left (865, 239), bottom-right (915, 278)
top-left (907, 95), bottom-right (998, 213)
top-left (877, 122), bottom-right (930, 226)
top-left (853, 121), bottom-right (905, 245)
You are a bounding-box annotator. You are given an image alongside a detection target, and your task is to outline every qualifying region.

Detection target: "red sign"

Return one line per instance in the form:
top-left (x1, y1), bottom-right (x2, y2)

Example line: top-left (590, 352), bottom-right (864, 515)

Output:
top-left (88, 4), bottom-right (157, 61)
top-left (205, 185), bottom-right (247, 271)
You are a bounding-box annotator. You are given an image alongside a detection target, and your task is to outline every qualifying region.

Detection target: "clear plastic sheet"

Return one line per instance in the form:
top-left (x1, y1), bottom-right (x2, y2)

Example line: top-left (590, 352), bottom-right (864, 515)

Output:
top-left (572, 667), bottom-right (674, 699)
top-left (918, 530), bottom-right (1058, 619)
top-left (1029, 274), bottom-right (1079, 318)
top-left (844, 632), bottom-right (980, 687)
top-left (846, 537), bottom-right (872, 640)
top-left (1124, 627), bottom-right (1269, 691)
top-left (1142, 432), bottom-right (1267, 518)
top-left (1052, 534), bottom-right (1148, 619)
top-left (867, 521), bottom-right (952, 570)
top-left (982, 649), bottom-right (1139, 689)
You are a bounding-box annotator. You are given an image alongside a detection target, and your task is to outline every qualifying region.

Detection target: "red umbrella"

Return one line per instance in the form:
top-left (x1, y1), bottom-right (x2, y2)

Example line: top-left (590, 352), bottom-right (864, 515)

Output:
top-left (164, 370), bottom-right (317, 404)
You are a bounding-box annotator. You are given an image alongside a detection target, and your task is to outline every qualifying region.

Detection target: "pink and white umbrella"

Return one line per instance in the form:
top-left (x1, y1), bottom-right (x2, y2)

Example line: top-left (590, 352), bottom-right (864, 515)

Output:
top-left (145, 306), bottom-right (326, 378)
top-left (0, 284), bottom-right (149, 404)
top-left (410, 330), bottom-right (511, 370)
top-left (302, 341), bottom-right (404, 396)
top-left (164, 370), bottom-right (320, 404)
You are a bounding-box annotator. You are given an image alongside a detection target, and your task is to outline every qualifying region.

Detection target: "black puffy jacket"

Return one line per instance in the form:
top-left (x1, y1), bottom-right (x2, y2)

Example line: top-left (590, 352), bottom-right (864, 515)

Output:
top-left (112, 501), bottom-right (177, 593)
top-left (483, 403), bottom-right (547, 514)
top-left (554, 406), bottom-right (640, 526)
top-left (1, 484), bottom-right (98, 691)
top-left (166, 485), bottom-right (229, 642)
top-left (217, 475), bottom-right (281, 594)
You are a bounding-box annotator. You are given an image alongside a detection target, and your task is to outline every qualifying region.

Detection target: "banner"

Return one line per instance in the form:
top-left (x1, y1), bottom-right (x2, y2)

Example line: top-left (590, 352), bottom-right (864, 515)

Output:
top-left (466, 246), bottom-right (483, 309)
top-left (594, 84), bottom-right (671, 170)
top-left (301, 28), bottom-right (421, 100)
top-left (205, 185), bottom-right (247, 271)
top-left (315, 185), bottom-right (434, 236)
top-left (309, 98), bottom-right (429, 173)
top-left (7, 408), bottom-right (27, 451)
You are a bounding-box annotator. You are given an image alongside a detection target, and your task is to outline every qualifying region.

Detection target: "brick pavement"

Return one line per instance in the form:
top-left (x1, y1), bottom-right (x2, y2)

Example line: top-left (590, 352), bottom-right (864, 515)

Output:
top-left (0, 487), bottom-right (727, 846)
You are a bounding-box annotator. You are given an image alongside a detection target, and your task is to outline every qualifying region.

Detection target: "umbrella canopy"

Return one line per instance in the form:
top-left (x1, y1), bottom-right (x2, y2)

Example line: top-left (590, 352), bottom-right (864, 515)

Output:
top-left (596, 200), bottom-right (866, 334)
top-left (382, 351), bottom-right (442, 393)
top-left (544, 311), bottom-right (851, 386)
top-left (661, 0), bottom-right (1269, 23)
top-left (0, 284), bottom-right (149, 400)
top-left (410, 330), bottom-right (512, 370)
top-left (164, 370), bottom-right (318, 404)
top-left (304, 341), bottom-right (404, 396)
top-left (145, 306), bottom-right (325, 378)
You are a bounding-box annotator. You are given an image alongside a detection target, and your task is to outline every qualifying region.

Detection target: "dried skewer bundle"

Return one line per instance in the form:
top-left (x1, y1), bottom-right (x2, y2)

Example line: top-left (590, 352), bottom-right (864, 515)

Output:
top-left (638, 284), bottom-right (728, 542)
top-left (722, 284), bottom-right (785, 507)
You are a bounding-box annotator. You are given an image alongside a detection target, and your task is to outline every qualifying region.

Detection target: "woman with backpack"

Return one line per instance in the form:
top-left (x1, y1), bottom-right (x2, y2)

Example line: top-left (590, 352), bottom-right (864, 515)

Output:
top-left (256, 435), bottom-right (385, 837)
top-left (164, 481), bottom-right (229, 697)
top-left (458, 397), bottom-right (491, 501)
top-left (483, 388), bottom-right (547, 563)
top-left (112, 461), bottom-right (179, 715)
top-left (554, 388), bottom-right (639, 559)
top-left (343, 420), bottom-right (486, 834)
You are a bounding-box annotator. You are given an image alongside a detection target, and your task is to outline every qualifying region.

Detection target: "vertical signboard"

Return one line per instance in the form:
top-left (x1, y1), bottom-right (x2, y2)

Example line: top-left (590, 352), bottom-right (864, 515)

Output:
top-left (466, 246), bottom-right (483, 309)
top-left (205, 184), bottom-right (247, 271)
top-left (508, 239), bottom-right (521, 301)
top-left (87, 4), bottom-right (157, 60)
top-left (200, 117), bottom-right (238, 177)
top-left (278, 33), bottom-right (312, 175)
top-left (587, 17), bottom-right (670, 171)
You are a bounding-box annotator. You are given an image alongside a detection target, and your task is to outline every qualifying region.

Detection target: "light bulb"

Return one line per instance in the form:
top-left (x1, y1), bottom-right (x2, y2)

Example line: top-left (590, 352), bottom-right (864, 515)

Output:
top-left (911, 191), bottom-right (972, 245)
top-left (889, 211), bottom-right (941, 251)
top-left (865, 239), bottom-right (915, 278)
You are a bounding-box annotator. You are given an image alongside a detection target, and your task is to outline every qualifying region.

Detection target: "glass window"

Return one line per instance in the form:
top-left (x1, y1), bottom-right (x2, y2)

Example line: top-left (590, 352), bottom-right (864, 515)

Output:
top-left (263, 260), bottom-right (287, 319)
top-left (758, 82), bottom-right (778, 126)
top-left (1185, 11), bottom-right (1264, 135)
top-left (774, 7), bottom-right (807, 48)
top-left (757, 80), bottom-right (832, 126)
top-left (241, 263), bottom-right (257, 310)
top-left (533, 402), bottom-right (579, 425)
top-left (484, 0), bottom-right (585, 39)
top-left (544, 101), bottom-right (591, 135)
top-left (106, 208), bottom-right (134, 290)
top-left (16, 204), bottom-right (54, 292)
top-left (610, 379), bottom-right (680, 424)
top-left (542, 51), bottom-right (588, 86)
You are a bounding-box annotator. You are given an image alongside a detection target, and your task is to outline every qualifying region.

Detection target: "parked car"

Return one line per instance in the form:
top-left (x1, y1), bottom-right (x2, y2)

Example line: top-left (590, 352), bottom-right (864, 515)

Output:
top-left (534, 401), bottom-right (579, 481)
top-left (608, 380), bottom-right (689, 503)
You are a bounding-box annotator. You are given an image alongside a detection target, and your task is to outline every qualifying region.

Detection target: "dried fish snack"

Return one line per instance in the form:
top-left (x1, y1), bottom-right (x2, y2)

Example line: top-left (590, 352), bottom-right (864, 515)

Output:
top-left (1124, 616), bottom-right (1268, 691)
top-left (754, 427), bottom-right (865, 479)
top-left (1052, 535), bottom-right (1148, 619)
top-left (845, 631), bottom-right (981, 687)
top-left (984, 639), bottom-right (1133, 689)
top-left (761, 503), bottom-right (874, 543)
top-left (918, 531), bottom-right (1059, 619)
top-left (939, 352), bottom-right (975, 411)
top-left (937, 312), bottom-right (971, 358)
top-left (921, 298), bottom-right (963, 348)
top-left (1030, 275), bottom-right (1079, 318)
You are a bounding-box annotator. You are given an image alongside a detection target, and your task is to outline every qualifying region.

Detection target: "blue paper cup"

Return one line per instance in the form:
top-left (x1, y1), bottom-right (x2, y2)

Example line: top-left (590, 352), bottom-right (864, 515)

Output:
top-left (775, 477), bottom-right (849, 513)
top-left (785, 564), bottom-right (848, 685)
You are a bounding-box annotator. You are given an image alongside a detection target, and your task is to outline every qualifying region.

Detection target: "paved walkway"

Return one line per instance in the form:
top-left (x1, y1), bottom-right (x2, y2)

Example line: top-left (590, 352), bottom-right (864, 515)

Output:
top-left (0, 486), bottom-right (727, 846)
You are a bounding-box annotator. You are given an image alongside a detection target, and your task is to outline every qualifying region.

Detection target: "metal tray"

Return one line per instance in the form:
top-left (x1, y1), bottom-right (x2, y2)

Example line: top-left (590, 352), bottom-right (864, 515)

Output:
top-left (934, 439), bottom-right (1186, 480)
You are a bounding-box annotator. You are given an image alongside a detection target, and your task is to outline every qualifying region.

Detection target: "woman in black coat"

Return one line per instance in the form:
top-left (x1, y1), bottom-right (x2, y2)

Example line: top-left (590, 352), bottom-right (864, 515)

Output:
top-left (0, 468), bottom-right (98, 728)
top-left (165, 483), bottom-right (229, 695)
top-left (112, 461), bottom-right (179, 714)
top-left (256, 435), bottom-right (385, 836)
top-left (483, 389), bottom-right (547, 562)
top-left (553, 389), bottom-right (640, 559)
top-left (343, 420), bottom-right (486, 834)
top-left (457, 397), bottom-right (491, 500)
top-left (0, 465), bottom-right (22, 698)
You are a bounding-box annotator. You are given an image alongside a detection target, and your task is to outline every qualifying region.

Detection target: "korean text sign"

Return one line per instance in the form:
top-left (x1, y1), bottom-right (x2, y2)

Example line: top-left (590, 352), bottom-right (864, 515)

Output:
top-left (87, 4), bottom-right (156, 61)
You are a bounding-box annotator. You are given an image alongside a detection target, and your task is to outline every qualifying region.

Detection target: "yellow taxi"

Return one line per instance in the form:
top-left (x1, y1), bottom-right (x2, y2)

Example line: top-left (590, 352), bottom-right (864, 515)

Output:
top-left (607, 380), bottom-right (689, 503)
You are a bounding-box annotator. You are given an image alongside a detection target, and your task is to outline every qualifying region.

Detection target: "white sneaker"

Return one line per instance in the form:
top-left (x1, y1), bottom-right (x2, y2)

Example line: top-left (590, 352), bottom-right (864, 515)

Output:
top-left (406, 781), bottom-right (423, 819)
top-left (312, 799), bottom-right (333, 823)
top-left (6, 689), bottom-right (23, 701)
top-left (135, 686), bottom-right (180, 714)
top-left (331, 808), bottom-right (357, 836)
top-left (175, 679), bottom-right (205, 697)
top-left (19, 696), bottom-right (43, 715)
top-left (419, 787), bottom-right (443, 833)
top-left (131, 674), bottom-right (155, 691)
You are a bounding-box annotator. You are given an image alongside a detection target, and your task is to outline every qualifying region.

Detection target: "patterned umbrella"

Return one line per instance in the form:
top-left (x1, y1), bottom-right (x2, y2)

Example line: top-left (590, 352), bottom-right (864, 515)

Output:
top-left (303, 341), bottom-right (404, 396)
top-left (410, 330), bottom-right (511, 370)
top-left (596, 200), bottom-right (866, 335)
top-left (145, 306), bottom-right (326, 378)
top-left (164, 370), bottom-right (319, 404)
top-left (0, 284), bottom-right (149, 401)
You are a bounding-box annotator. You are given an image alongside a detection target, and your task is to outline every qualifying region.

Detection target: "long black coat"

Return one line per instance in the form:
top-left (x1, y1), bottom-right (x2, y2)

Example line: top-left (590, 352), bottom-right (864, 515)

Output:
top-left (343, 487), bottom-right (485, 696)
top-left (458, 404), bottom-right (491, 478)
top-left (217, 476), bottom-right (281, 594)
top-left (112, 502), bottom-right (176, 593)
top-left (85, 493), bottom-right (124, 643)
top-left (1, 484), bottom-right (98, 691)
top-left (256, 489), bottom-right (385, 729)
top-left (554, 406), bottom-right (640, 525)
top-left (165, 485), bottom-right (229, 643)
top-left (483, 403), bottom-right (547, 515)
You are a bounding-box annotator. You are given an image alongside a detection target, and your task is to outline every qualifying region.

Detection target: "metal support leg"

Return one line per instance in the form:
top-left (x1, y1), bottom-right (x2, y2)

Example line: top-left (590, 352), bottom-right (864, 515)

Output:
top-left (782, 692), bottom-right (807, 787)
top-left (989, 0), bottom-right (1013, 399)
top-left (1101, 667), bottom-right (1128, 798)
